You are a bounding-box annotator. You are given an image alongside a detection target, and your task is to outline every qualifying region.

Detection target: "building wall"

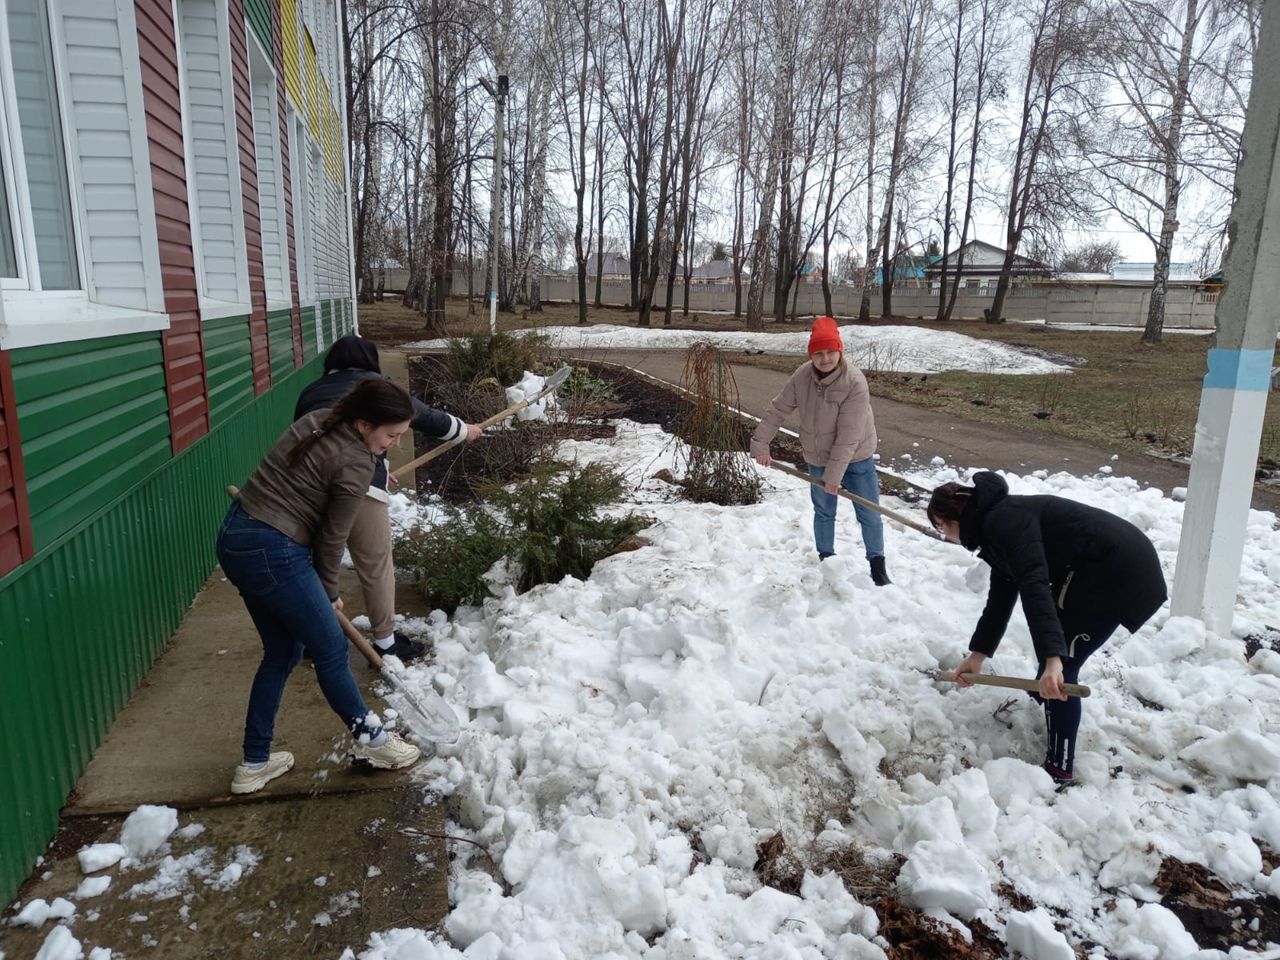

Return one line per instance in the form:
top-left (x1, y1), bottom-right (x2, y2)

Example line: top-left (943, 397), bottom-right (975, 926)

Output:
top-left (0, 0), bottom-right (355, 904)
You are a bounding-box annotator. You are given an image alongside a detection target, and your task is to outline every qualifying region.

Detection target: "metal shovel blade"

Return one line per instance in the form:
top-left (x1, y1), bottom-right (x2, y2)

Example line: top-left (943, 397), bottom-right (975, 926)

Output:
top-left (381, 662), bottom-right (461, 744)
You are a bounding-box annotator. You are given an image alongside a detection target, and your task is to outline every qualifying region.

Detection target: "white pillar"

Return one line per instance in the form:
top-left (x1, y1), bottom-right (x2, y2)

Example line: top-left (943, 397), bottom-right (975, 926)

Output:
top-left (1171, 1), bottom-right (1280, 633)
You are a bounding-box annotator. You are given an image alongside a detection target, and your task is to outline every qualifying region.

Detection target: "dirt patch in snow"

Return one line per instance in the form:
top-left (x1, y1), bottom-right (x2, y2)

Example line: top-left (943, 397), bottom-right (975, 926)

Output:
top-left (1155, 855), bottom-right (1280, 952)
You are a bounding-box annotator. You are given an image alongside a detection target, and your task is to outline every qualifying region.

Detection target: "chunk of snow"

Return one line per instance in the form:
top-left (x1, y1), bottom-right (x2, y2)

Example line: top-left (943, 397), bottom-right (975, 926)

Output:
top-left (120, 805), bottom-right (178, 858)
top-left (1181, 729), bottom-right (1280, 781)
top-left (1006, 908), bottom-right (1074, 960)
top-left (897, 840), bottom-right (993, 918)
top-left (77, 843), bottom-right (126, 874)
top-left (33, 926), bottom-right (82, 960)
top-left (74, 876), bottom-right (111, 900)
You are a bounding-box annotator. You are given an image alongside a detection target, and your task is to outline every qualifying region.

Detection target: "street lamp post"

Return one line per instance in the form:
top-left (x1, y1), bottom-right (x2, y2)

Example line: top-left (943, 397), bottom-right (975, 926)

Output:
top-left (480, 75), bottom-right (509, 336)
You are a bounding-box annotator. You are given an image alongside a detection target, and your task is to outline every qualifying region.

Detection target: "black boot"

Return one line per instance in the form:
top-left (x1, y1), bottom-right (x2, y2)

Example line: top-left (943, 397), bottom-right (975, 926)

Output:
top-left (869, 556), bottom-right (891, 586)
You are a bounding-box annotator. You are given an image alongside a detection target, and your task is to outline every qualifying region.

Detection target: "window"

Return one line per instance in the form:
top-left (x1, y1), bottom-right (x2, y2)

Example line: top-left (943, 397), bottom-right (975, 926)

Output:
top-left (2, 0), bottom-right (79, 291)
top-left (0, 0), bottom-right (166, 349)
top-left (176, 0), bottom-right (250, 318)
top-left (288, 111), bottom-right (314, 308)
top-left (249, 37), bottom-right (289, 307)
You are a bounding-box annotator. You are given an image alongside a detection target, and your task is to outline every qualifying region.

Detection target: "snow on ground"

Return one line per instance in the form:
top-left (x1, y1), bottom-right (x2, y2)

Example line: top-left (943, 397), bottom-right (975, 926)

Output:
top-left (404, 324), bottom-right (1071, 375)
top-left (337, 419), bottom-right (1280, 959)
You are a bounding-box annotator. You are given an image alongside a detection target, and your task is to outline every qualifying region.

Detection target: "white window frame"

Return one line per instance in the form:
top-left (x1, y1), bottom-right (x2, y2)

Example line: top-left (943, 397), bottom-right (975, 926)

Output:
top-left (248, 32), bottom-right (291, 312)
top-left (0, 0), bottom-right (168, 349)
top-left (173, 0), bottom-right (251, 322)
top-left (289, 110), bottom-right (315, 310)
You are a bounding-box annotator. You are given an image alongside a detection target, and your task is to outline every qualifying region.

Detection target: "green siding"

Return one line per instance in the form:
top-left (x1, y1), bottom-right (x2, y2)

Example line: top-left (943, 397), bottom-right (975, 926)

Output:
top-left (245, 0), bottom-right (272, 61)
top-left (267, 308), bottom-right (295, 382)
top-left (205, 314), bottom-right (255, 426)
top-left (0, 351), bottom-right (325, 905)
top-left (300, 305), bottom-right (318, 362)
top-left (10, 336), bottom-right (171, 549)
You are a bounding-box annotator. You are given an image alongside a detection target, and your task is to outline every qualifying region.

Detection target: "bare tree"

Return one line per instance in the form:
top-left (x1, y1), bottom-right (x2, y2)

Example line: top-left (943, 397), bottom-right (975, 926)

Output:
top-left (935, 0), bottom-right (1005, 321)
top-left (986, 0), bottom-right (1104, 324)
top-left (746, 0), bottom-right (799, 330)
top-left (1082, 0), bottom-right (1252, 341)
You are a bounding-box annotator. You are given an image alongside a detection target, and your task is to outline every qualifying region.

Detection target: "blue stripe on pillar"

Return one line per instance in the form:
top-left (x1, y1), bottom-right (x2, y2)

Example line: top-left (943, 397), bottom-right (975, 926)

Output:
top-left (1204, 348), bottom-right (1275, 391)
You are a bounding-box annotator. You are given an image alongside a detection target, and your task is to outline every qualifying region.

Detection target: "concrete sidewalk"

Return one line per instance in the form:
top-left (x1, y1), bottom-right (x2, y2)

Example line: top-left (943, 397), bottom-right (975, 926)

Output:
top-left (1, 349), bottom-right (451, 959)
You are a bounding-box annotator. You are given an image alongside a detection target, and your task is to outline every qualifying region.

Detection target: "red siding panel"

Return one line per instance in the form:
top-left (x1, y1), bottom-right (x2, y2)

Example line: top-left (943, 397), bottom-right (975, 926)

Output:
top-left (230, 0), bottom-right (272, 395)
top-left (0, 350), bottom-right (34, 576)
top-left (273, 0), bottom-right (303, 365)
top-left (136, 0), bottom-right (210, 456)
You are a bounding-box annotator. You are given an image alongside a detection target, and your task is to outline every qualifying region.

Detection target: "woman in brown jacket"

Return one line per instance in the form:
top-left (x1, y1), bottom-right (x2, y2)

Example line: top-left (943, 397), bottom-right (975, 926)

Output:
top-left (750, 316), bottom-right (890, 585)
top-left (217, 379), bottom-right (423, 794)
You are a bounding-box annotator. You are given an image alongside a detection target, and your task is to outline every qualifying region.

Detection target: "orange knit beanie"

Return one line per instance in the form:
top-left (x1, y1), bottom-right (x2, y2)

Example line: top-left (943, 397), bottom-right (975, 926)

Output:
top-left (808, 316), bottom-right (843, 356)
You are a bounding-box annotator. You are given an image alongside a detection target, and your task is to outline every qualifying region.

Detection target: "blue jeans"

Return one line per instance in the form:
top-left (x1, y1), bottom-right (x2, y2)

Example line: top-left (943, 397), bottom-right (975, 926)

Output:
top-left (807, 458), bottom-right (885, 559)
top-left (217, 504), bottom-right (380, 764)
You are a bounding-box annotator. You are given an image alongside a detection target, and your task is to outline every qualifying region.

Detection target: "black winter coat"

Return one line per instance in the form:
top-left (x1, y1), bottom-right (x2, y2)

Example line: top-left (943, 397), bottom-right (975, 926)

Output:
top-left (960, 471), bottom-right (1167, 661)
top-left (294, 370), bottom-right (462, 494)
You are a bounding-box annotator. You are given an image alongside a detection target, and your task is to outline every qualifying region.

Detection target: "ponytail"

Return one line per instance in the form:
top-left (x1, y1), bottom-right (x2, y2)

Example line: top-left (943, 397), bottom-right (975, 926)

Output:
top-left (287, 378), bottom-right (413, 466)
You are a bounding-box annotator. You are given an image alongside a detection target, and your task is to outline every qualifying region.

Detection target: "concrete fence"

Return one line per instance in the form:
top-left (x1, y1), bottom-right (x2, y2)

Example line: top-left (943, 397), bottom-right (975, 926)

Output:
top-left (437, 270), bottom-right (1219, 329)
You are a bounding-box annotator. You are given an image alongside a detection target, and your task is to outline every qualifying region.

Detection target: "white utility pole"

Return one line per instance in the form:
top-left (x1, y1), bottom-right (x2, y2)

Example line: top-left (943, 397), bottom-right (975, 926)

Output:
top-left (480, 75), bottom-right (509, 335)
top-left (1171, 1), bottom-right (1280, 634)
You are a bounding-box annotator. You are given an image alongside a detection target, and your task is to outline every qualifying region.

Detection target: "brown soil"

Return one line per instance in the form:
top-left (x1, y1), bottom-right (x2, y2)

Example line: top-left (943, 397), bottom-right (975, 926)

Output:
top-left (1155, 855), bottom-right (1280, 951)
top-left (874, 897), bottom-right (1005, 959)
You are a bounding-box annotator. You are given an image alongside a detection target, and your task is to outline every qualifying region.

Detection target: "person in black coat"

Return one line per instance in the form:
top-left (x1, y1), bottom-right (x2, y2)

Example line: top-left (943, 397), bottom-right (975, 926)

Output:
top-left (927, 471), bottom-right (1167, 784)
top-left (295, 335), bottom-right (482, 661)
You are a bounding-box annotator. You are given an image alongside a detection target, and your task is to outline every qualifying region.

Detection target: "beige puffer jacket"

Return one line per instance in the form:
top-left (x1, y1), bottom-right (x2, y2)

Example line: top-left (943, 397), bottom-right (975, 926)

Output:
top-left (750, 359), bottom-right (878, 486)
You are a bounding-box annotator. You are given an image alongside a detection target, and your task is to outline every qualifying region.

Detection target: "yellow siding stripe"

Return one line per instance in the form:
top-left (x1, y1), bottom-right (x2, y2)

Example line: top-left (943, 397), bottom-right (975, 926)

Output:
top-left (282, 0), bottom-right (303, 107)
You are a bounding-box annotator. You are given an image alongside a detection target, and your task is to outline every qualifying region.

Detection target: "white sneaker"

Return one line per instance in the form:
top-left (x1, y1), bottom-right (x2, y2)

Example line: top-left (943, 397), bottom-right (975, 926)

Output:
top-left (230, 751), bottom-right (295, 794)
top-left (351, 732), bottom-right (421, 770)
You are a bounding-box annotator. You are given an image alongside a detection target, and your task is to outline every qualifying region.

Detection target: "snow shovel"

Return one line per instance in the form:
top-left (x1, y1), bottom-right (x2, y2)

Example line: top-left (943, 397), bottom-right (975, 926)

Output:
top-left (764, 460), bottom-right (945, 541)
top-left (936, 670), bottom-right (1091, 698)
top-left (224, 486), bottom-right (461, 743)
top-left (390, 364), bottom-right (574, 483)
top-left (331, 608), bottom-right (461, 743)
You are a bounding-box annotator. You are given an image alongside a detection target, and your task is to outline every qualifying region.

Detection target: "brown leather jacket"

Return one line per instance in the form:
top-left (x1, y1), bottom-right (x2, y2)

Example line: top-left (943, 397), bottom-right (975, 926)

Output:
top-left (237, 410), bottom-right (376, 600)
top-left (750, 359), bottom-right (878, 486)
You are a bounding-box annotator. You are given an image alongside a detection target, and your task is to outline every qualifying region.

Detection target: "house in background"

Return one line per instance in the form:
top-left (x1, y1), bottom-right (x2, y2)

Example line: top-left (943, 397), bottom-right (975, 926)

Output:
top-left (585, 253), bottom-right (631, 280)
top-left (0, 0), bottom-right (354, 903)
top-left (688, 259), bottom-right (734, 284)
top-left (922, 239), bottom-right (1052, 287)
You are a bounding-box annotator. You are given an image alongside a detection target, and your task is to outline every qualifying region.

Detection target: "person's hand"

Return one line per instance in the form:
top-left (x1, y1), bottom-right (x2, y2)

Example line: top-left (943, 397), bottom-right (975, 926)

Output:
top-left (332, 597), bottom-right (344, 612)
top-left (464, 422), bottom-right (484, 442)
top-left (824, 480), bottom-right (839, 495)
top-left (753, 450), bottom-right (772, 467)
top-left (1039, 657), bottom-right (1067, 701)
top-left (952, 651), bottom-right (988, 687)
top-left (388, 473), bottom-right (399, 489)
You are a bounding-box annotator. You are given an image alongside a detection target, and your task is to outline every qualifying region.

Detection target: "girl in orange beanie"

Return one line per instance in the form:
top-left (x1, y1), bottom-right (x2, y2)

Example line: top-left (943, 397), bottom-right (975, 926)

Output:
top-left (749, 316), bottom-right (890, 585)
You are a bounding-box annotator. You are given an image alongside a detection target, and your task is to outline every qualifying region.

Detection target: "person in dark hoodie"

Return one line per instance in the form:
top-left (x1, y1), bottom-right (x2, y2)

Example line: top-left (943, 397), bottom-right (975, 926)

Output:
top-left (927, 471), bottom-right (1167, 785)
top-left (295, 335), bottom-right (482, 661)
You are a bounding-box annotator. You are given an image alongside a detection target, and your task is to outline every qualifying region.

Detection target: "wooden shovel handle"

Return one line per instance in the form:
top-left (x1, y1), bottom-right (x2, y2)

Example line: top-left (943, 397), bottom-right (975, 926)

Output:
top-left (766, 460), bottom-right (944, 541)
top-left (391, 364), bottom-right (573, 482)
top-left (937, 670), bottom-right (1091, 698)
top-left (334, 608), bottom-right (386, 671)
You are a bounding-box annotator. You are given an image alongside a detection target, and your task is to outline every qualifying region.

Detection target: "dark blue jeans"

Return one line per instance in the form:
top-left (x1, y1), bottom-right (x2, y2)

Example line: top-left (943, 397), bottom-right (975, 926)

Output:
top-left (1033, 619), bottom-right (1119, 778)
top-left (806, 458), bottom-right (885, 559)
top-left (217, 504), bottom-right (380, 764)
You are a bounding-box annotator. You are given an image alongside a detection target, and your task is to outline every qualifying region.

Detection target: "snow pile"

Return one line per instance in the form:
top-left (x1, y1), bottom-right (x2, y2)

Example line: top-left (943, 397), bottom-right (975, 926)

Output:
top-left (345, 420), bottom-right (1280, 959)
top-left (503, 370), bottom-right (556, 422)
top-left (405, 325), bottom-right (1071, 375)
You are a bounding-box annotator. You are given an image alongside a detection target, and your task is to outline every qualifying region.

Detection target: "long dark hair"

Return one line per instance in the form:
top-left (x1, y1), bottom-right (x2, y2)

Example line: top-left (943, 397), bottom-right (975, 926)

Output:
top-left (287, 378), bottom-right (413, 466)
top-left (926, 481), bottom-right (975, 529)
